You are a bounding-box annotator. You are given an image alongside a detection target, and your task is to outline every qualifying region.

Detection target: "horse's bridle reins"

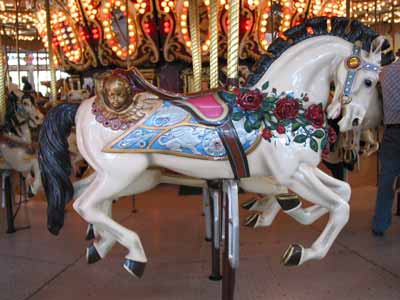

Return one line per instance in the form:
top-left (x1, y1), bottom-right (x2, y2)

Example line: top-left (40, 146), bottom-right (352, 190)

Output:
top-left (341, 43), bottom-right (380, 105)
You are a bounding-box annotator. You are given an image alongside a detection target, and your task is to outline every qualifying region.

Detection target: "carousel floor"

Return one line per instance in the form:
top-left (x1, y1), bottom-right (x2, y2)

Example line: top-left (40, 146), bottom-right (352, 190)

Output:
top-left (1, 154), bottom-right (400, 300)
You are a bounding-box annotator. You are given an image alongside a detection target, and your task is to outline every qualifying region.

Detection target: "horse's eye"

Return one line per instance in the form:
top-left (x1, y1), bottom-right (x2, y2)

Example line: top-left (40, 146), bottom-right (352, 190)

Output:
top-left (364, 79), bottom-right (372, 87)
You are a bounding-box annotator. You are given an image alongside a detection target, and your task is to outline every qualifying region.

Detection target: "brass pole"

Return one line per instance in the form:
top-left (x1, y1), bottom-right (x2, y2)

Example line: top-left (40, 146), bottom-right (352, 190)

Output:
top-left (346, 0), bottom-right (351, 18)
top-left (45, 0), bottom-right (58, 104)
top-left (126, 0), bottom-right (130, 70)
top-left (0, 35), bottom-right (6, 124)
top-left (226, 0), bottom-right (240, 89)
top-left (209, 0), bottom-right (219, 89)
top-left (16, 0), bottom-right (20, 89)
top-left (189, 0), bottom-right (202, 92)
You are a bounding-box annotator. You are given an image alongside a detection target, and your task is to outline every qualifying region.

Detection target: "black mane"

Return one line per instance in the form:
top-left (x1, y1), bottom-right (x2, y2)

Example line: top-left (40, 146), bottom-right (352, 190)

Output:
top-left (246, 17), bottom-right (393, 87)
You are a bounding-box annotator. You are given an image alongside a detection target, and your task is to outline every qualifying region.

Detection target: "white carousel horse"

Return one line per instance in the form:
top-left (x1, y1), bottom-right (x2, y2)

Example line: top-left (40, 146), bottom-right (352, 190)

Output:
top-left (243, 88), bottom-right (383, 228)
top-left (39, 18), bottom-right (386, 277)
top-left (0, 92), bottom-right (44, 194)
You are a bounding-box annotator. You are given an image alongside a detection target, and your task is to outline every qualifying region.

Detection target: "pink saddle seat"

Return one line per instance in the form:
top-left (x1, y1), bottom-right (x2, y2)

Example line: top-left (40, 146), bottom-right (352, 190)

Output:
top-left (175, 93), bottom-right (229, 125)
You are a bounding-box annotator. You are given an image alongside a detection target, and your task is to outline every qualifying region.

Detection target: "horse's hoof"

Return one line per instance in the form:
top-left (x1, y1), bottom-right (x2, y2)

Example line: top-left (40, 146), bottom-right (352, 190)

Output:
top-left (123, 259), bottom-right (146, 278)
top-left (86, 244), bottom-right (101, 264)
top-left (28, 186), bottom-right (35, 198)
top-left (85, 224), bottom-right (95, 241)
top-left (209, 274), bottom-right (222, 281)
top-left (281, 244), bottom-right (303, 267)
top-left (276, 194), bottom-right (301, 211)
top-left (241, 198), bottom-right (257, 210)
top-left (243, 213), bottom-right (259, 228)
top-left (205, 237), bottom-right (212, 242)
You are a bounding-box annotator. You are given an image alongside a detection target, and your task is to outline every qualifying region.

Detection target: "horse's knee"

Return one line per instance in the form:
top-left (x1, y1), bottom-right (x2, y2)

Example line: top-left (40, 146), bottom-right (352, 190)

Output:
top-left (333, 202), bottom-right (350, 224)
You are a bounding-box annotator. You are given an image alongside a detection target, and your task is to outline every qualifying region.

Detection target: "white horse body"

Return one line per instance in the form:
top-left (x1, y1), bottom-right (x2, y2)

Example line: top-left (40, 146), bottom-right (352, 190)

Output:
top-left (40, 20), bottom-right (386, 278)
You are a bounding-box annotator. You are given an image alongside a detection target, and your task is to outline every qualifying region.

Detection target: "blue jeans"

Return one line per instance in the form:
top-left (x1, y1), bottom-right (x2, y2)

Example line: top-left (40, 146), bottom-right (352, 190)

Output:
top-left (372, 127), bottom-right (400, 232)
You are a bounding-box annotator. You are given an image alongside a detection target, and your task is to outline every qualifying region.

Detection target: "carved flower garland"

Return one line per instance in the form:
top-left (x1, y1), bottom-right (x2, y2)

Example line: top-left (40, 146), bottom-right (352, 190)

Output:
top-left (224, 83), bottom-right (337, 154)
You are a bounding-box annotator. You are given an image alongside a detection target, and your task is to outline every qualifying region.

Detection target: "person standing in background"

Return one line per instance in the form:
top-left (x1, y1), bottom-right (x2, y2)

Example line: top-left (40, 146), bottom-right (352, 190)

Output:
top-left (372, 54), bottom-right (400, 236)
top-left (21, 76), bottom-right (33, 92)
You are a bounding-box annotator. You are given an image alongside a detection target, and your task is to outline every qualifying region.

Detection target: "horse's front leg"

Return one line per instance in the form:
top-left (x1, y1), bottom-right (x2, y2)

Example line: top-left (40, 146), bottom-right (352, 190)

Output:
top-left (282, 163), bottom-right (350, 266)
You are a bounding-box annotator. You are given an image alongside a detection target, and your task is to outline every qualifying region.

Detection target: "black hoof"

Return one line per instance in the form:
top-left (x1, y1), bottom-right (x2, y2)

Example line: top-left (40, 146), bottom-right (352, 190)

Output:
top-left (241, 198), bottom-right (257, 210)
top-left (28, 186), bottom-right (35, 198)
top-left (282, 244), bottom-right (303, 266)
top-left (276, 193), bottom-right (301, 211)
top-left (209, 274), bottom-right (222, 281)
top-left (205, 237), bottom-right (212, 242)
top-left (85, 224), bottom-right (95, 241)
top-left (124, 259), bottom-right (146, 278)
top-left (86, 244), bottom-right (101, 264)
top-left (372, 229), bottom-right (384, 237)
top-left (243, 213), bottom-right (259, 228)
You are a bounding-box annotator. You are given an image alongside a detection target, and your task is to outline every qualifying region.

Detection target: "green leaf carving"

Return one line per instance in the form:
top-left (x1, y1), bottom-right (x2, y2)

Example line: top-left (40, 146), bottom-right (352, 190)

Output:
top-left (244, 119), bottom-right (253, 133)
top-left (232, 111), bottom-right (244, 121)
top-left (252, 120), bottom-right (262, 129)
top-left (262, 81), bottom-right (269, 91)
top-left (312, 130), bottom-right (325, 139)
top-left (292, 122), bottom-right (301, 132)
top-left (293, 134), bottom-right (307, 143)
top-left (310, 138), bottom-right (318, 152)
top-left (264, 113), bottom-right (271, 121)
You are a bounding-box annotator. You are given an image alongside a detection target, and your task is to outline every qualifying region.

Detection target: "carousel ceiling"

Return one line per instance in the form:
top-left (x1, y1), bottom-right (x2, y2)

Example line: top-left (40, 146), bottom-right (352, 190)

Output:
top-left (0, 0), bottom-right (396, 71)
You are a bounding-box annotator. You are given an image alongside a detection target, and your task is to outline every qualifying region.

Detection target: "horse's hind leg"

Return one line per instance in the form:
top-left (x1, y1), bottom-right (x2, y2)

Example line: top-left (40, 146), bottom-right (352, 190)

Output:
top-left (282, 163), bottom-right (350, 266)
top-left (83, 168), bottom-right (163, 266)
top-left (73, 169), bottom-right (148, 278)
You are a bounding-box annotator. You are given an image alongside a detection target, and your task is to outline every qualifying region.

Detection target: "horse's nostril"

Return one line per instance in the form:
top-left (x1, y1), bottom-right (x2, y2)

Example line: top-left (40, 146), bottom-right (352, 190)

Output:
top-left (352, 118), bottom-right (360, 127)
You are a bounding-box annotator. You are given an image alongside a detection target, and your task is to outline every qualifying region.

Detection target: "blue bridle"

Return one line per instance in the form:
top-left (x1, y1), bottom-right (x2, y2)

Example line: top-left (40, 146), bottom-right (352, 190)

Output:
top-left (341, 43), bottom-right (380, 105)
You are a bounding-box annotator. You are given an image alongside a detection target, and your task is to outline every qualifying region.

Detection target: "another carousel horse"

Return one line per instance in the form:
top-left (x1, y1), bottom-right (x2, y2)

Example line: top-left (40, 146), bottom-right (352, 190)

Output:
top-left (0, 92), bottom-right (44, 194)
top-left (39, 18), bottom-right (387, 277)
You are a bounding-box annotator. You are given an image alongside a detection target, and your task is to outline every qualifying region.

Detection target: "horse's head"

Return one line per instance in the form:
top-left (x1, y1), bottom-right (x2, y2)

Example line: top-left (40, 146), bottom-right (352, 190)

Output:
top-left (328, 36), bottom-right (385, 132)
top-left (18, 94), bottom-right (44, 128)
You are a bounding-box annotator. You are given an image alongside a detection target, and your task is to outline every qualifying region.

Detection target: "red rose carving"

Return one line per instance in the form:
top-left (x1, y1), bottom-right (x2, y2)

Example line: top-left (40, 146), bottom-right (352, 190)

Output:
top-left (262, 128), bottom-right (273, 140)
top-left (328, 127), bottom-right (337, 144)
top-left (274, 98), bottom-right (300, 120)
top-left (305, 104), bottom-right (324, 129)
top-left (237, 90), bottom-right (263, 111)
top-left (276, 124), bottom-right (286, 134)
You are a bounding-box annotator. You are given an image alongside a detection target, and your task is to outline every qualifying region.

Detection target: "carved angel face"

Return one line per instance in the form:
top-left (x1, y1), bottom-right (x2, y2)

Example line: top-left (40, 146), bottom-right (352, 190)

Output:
top-left (104, 77), bottom-right (132, 111)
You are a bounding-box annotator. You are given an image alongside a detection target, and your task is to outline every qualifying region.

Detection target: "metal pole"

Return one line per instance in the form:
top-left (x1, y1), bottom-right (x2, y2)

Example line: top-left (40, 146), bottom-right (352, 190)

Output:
top-left (226, 0), bottom-right (240, 89)
top-left (209, 0), bottom-right (219, 88)
top-left (346, 0), bottom-right (351, 18)
top-left (4, 172), bottom-right (16, 234)
top-left (0, 33), bottom-right (6, 124)
top-left (189, 0), bottom-right (202, 92)
top-left (45, 0), bottom-right (58, 104)
top-left (16, 0), bottom-right (20, 89)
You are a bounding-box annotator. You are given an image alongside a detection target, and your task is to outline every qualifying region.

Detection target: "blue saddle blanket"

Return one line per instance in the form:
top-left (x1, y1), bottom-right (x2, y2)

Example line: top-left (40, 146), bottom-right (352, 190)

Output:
top-left (104, 101), bottom-right (261, 160)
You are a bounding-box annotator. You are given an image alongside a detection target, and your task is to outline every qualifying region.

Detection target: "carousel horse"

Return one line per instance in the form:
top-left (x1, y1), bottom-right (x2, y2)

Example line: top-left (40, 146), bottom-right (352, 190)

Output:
top-left (39, 18), bottom-right (388, 277)
top-left (0, 92), bottom-right (44, 194)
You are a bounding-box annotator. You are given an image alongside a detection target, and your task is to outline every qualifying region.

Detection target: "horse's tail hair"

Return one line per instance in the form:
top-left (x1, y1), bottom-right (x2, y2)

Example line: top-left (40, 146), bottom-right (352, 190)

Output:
top-left (38, 103), bottom-right (80, 235)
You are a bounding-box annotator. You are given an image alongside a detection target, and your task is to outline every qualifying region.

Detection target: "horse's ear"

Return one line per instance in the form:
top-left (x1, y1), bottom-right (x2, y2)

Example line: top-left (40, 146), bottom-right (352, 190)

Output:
top-left (369, 36), bottom-right (386, 59)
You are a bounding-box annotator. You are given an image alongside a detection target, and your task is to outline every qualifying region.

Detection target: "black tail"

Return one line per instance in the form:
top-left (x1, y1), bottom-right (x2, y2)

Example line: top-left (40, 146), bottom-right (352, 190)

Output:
top-left (38, 103), bottom-right (79, 235)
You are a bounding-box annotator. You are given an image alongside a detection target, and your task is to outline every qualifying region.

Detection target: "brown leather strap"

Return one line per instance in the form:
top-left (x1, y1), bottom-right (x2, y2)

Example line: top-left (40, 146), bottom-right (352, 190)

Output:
top-left (217, 121), bottom-right (250, 179)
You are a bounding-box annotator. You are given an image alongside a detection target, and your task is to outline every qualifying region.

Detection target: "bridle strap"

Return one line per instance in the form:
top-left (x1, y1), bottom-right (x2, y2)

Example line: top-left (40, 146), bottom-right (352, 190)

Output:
top-left (341, 43), bottom-right (380, 104)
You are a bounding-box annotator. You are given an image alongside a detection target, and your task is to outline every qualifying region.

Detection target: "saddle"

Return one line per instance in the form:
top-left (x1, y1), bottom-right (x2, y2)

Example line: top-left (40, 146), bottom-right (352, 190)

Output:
top-left (96, 68), bottom-right (250, 179)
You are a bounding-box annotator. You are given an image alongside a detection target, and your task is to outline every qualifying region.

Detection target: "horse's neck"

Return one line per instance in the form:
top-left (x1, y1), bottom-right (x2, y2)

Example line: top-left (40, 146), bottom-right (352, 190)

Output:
top-left (253, 36), bottom-right (352, 107)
